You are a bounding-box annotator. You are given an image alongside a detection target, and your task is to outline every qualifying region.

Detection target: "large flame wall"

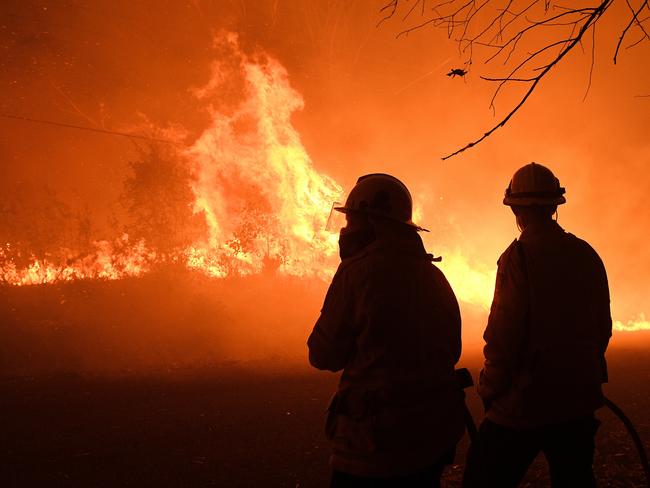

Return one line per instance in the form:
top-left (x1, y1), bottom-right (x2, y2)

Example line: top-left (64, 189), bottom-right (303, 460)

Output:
top-left (0, 1), bottom-right (648, 373)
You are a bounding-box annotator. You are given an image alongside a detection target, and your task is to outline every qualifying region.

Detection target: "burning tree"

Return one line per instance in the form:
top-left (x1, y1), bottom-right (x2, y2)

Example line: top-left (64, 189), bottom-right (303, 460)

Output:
top-left (0, 179), bottom-right (95, 269)
top-left (122, 143), bottom-right (207, 256)
top-left (379, 0), bottom-right (650, 159)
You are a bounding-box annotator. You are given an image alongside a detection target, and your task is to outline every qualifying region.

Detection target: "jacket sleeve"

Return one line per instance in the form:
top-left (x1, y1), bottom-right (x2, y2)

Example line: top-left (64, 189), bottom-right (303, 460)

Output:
top-left (307, 267), bottom-right (356, 372)
top-left (594, 255), bottom-right (612, 382)
top-left (596, 257), bottom-right (612, 354)
top-left (478, 241), bottom-right (528, 402)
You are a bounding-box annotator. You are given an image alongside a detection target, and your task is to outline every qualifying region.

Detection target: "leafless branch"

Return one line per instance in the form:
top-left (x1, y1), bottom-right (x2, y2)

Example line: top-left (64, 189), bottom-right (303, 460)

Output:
top-left (583, 22), bottom-right (597, 101)
top-left (377, 0), bottom-right (399, 27)
top-left (615, 0), bottom-right (650, 63)
top-left (403, 0), bottom-right (426, 21)
top-left (484, 36), bottom-right (580, 112)
top-left (442, 0), bottom-right (611, 159)
top-left (378, 0), bottom-right (649, 159)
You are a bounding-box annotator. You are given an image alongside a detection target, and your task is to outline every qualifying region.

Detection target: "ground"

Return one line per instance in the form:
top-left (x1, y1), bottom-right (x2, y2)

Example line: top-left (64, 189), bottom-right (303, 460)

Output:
top-left (1, 277), bottom-right (647, 486)
top-left (2, 348), bottom-right (649, 487)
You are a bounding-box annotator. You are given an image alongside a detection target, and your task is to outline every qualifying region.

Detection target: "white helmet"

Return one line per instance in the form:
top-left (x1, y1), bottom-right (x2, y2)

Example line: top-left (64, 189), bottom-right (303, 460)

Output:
top-left (335, 173), bottom-right (427, 231)
top-left (503, 162), bottom-right (566, 206)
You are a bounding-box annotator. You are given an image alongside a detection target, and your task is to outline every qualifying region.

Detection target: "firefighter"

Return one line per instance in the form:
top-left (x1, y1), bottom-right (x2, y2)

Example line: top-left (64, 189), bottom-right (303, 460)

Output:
top-left (308, 173), bottom-right (465, 487)
top-left (463, 162), bottom-right (612, 487)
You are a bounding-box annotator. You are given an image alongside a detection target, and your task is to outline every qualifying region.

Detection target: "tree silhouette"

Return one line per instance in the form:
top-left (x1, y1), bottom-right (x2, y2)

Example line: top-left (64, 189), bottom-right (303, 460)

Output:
top-left (0, 180), bottom-right (73, 267)
top-left (379, 0), bottom-right (649, 159)
top-left (122, 143), bottom-right (207, 255)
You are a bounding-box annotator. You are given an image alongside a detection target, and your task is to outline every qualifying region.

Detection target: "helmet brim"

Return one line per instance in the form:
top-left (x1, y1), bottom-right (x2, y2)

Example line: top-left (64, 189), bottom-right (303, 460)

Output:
top-left (503, 195), bottom-right (566, 206)
top-left (334, 206), bottom-right (429, 232)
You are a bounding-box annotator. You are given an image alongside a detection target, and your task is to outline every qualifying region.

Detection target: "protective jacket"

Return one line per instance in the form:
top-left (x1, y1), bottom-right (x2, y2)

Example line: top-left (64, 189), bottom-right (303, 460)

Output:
top-left (478, 220), bottom-right (612, 428)
top-left (308, 229), bottom-right (465, 477)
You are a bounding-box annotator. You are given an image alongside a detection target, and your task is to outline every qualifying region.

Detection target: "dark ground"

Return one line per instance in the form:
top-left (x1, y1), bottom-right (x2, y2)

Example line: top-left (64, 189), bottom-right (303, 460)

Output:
top-left (2, 347), bottom-right (649, 487)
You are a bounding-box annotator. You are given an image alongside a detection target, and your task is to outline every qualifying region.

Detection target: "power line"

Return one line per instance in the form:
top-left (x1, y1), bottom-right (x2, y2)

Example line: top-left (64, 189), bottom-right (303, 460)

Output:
top-left (0, 112), bottom-right (178, 144)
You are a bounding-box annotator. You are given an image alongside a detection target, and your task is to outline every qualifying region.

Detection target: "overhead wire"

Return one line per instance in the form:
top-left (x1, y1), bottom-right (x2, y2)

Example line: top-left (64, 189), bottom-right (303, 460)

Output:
top-left (0, 112), bottom-right (178, 144)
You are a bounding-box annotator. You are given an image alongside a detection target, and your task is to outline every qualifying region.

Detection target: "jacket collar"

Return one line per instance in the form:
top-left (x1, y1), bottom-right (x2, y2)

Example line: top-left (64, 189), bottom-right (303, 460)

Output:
top-left (519, 219), bottom-right (565, 241)
top-left (354, 229), bottom-right (431, 260)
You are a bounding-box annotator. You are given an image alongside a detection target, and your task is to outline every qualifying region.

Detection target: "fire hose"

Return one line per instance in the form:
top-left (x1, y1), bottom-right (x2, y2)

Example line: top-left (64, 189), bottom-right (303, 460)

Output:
top-left (455, 368), bottom-right (650, 487)
top-left (603, 396), bottom-right (650, 486)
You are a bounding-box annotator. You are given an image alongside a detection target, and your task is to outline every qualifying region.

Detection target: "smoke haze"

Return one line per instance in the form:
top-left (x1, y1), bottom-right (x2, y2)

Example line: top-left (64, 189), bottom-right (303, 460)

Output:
top-left (0, 0), bottom-right (648, 373)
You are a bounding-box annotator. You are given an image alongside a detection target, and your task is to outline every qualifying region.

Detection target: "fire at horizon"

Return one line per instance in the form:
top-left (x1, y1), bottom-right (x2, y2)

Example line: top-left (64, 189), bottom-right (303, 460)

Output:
top-left (0, 34), bottom-right (647, 333)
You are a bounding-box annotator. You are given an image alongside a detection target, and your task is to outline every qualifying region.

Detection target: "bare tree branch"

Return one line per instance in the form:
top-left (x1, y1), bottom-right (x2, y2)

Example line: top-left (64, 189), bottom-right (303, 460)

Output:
top-left (441, 0), bottom-right (611, 160)
top-left (378, 0), bottom-right (649, 159)
top-left (583, 22), bottom-right (597, 101)
top-left (377, 0), bottom-right (399, 27)
top-left (615, 0), bottom-right (650, 63)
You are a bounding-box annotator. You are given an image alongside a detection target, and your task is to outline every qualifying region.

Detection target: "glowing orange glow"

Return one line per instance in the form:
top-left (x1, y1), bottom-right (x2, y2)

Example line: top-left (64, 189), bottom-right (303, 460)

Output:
top-left (437, 252), bottom-right (495, 310)
top-left (1, 35), bottom-right (341, 284)
top-left (0, 32), bottom-right (646, 334)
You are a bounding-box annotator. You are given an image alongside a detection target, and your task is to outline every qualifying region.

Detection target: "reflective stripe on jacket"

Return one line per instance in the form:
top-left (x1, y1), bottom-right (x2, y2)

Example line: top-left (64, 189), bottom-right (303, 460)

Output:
top-left (479, 220), bottom-right (612, 428)
top-left (308, 229), bottom-right (465, 477)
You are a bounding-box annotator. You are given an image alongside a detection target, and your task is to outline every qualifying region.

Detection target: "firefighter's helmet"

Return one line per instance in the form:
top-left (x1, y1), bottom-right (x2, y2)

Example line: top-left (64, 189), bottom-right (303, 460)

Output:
top-left (335, 173), bottom-right (427, 231)
top-left (503, 162), bottom-right (566, 206)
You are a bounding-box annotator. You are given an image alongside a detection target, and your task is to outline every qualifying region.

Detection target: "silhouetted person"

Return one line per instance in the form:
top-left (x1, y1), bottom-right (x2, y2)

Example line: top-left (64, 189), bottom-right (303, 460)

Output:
top-left (463, 163), bottom-right (612, 487)
top-left (308, 174), bottom-right (465, 488)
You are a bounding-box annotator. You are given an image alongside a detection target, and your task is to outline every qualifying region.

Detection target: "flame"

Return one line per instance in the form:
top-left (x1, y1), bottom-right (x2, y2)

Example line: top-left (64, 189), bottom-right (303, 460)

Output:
top-left (0, 236), bottom-right (156, 286)
top-left (1, 34), bottom-right (341, 285)
top-left (437, 251), bottom-right (495, 310)
top-left (437, 251), bottom-right (650, 332)
top-left (613, 314), bottom-right (650, 332)
top-left (0, 33), bottom-right (647, 333)
top-left (184, 33), bottom-right (341, 280)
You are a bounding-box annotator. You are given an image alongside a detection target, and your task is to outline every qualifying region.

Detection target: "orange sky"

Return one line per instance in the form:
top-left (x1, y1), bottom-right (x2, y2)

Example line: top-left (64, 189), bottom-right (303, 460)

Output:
top-left (1, 0), bottom-right (648, 337)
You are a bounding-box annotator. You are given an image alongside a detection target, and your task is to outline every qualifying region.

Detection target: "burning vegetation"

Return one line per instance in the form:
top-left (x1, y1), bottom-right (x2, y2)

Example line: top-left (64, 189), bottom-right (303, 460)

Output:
top-left (0, 29), bottom-right (648, 376)
top-left (0, 34), bottom-right (341, 286)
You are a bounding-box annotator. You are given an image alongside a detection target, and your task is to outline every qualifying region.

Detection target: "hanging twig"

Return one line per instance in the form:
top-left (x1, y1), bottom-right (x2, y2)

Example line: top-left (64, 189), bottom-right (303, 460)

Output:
top-left (378, 0), bottom-right (649, 159)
